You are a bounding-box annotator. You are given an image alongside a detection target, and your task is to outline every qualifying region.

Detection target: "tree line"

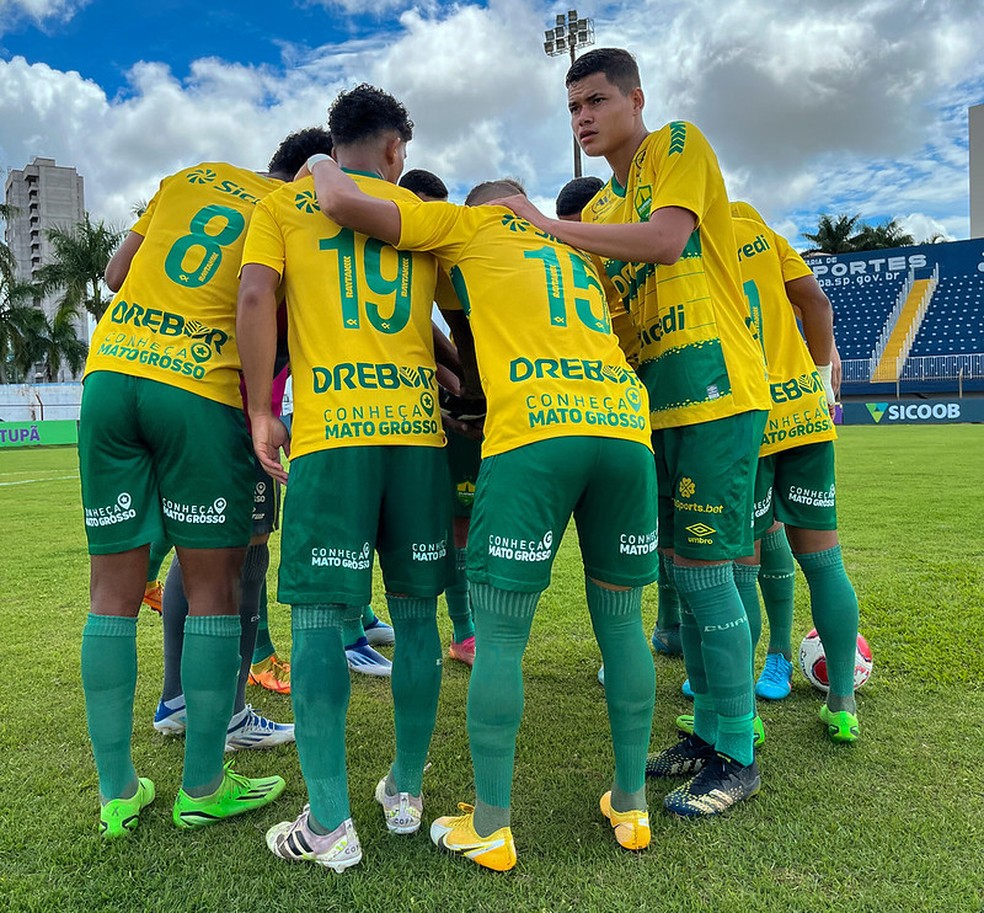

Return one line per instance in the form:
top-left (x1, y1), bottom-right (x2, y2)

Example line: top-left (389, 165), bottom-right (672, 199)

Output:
top-left (0, 205), bottom-right (120, 383)
top-left (801, 214), bottom-right (944, 254)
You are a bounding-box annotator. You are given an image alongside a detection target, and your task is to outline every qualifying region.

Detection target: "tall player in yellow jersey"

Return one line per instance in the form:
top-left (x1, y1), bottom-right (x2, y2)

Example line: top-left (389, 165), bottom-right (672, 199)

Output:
top-left (306, 161), bottom-right (660, 870)
top-left (78, 131), bottom-right (332, 839)
top-left (730, 202), bottom-right (862, 741)
top-left (238, 85), bottom-right (449, 873)
top-left (498, 48), bottom-right (772, 817)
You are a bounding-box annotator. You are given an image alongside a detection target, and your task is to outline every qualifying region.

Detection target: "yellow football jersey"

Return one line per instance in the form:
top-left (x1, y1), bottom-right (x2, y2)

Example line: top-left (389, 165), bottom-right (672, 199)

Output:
top-left (242, 171), bottom-right (443, 460)
top-left (733, 209), bottom-right (836, 456)
top-left (85, 162), bottom-right (280, 407)
top-left (582, 122), bottom-right (770, 429)
top-left (394, 200), bottom-right (652, 458)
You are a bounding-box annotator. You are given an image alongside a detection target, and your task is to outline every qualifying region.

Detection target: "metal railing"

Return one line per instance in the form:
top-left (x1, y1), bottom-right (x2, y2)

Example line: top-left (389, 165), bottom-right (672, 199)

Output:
top-left (842, 353), bottom-right (984, 384)
top-left (897, 263), bottom-right (940, 367)
top-left (869, 267), bottom-right (915, 370)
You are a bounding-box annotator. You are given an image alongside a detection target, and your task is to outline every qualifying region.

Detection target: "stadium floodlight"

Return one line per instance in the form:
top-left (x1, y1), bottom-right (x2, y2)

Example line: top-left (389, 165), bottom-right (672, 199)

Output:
top-left (543, 8), bottom-right (595, 177)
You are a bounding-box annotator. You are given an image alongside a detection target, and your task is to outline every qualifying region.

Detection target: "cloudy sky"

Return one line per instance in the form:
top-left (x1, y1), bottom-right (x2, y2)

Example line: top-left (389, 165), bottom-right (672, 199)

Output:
top-left (1, 0), bottom-right (982, 248)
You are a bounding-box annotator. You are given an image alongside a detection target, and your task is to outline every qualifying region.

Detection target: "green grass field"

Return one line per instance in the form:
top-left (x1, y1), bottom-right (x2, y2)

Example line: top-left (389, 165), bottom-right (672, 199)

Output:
top-left (1, 426), bottom-right (982, 913)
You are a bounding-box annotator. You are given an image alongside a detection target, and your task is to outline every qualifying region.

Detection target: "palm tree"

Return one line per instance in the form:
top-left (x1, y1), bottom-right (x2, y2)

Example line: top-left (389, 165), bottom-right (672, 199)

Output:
top-left (0, 205), bottom-right (44, 382)
top-left (34, 300), bottom-right (89, 381)
top-left (802, 214), bottom-right (862, 254)
top-left (851, 219), bottom-right (915, 250)
top-left (0, 273), bottom-right (48, 383)
top-left (34, 213), bottom-right (123, 321)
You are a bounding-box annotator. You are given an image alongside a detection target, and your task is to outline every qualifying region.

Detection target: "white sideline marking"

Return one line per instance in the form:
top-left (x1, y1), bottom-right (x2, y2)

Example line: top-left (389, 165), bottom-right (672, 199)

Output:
top-left (0, 474), bottom-right (77, 487)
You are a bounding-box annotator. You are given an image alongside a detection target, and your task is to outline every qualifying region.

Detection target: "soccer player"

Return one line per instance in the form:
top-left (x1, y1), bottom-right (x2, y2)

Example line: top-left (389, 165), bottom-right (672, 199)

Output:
top-left (557, 175), bottom-right (684, 666)
top-left (730, 201), bottom-right (861, 738)
top-left (555, 175), bottom-right (603, 221)
top-left (238, 85), bottom-right (449, 872)
top-left (496, 47), bottom-right (771, 816)
top-left (153, 359), bottom-right (297, 735)
top-left (308, 160), bottom-right (660, 870)
top-left (399, 167), bottom-right (480, 666)
top-left (78, 127), bottom-right (332, 838)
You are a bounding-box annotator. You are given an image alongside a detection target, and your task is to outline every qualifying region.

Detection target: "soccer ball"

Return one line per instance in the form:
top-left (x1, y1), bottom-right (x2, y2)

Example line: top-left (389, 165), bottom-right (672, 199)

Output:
top-left (798, 628), bottom-right (873, 692)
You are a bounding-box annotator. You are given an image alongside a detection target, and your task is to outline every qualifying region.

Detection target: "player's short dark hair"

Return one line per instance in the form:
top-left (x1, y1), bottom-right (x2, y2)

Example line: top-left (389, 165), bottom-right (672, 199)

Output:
top-left (555, 176), bottom-right (604, 217)
top-left (328, 84), bottom-right (414, 147)
top-left (566, 47), bottom-right (641, 94)
top-left (399, 169), bottom-right (448, 200)
top-left (267, 127), bottom-right (333, 177)
top-left (464, 178), bottom-right (526, 206)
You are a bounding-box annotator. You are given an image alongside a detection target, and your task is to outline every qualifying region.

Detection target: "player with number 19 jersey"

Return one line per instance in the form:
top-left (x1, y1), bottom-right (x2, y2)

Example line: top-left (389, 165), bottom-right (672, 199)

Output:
top-left (393, 201), bottom-right (651, 457)
top-left (242, 173), bottom-right (443, 460)
top-left (85, 163), bottom-right (280, 407)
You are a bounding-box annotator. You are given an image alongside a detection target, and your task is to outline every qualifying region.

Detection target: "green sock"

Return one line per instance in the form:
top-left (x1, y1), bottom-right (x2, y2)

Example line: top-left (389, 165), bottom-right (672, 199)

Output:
top-left (655, 552), bottom-right (682, 631)
top-left (387, 595), bottom-right (442, 795)
top-left (796, 546), bottom-right (859, 714)
top-left (467, 583), bottom-right (540, 837)
top-left (146, 537), bottom-right (172, 583)
top-left (734, 562), bottom-right (762, 654)
top-left (446, 548), bottom-right (475, 642)
top-left (585, 579), bottom-right (652, 813)
top-left (343, 608), bottom-right (368, 649)
top-left (292, 604), bottom-right (360, 834)
top-left (677, 568), bottom-right (718, 745)
top-left (674, 563), bottom-right (755, 766)
top-left (81, 614), bottom-right (138, 802)
top-left (760, 527), bottom-right (796, 658)
top-left (692, 693), bottom-right (718, 746)
top-left (251, 580), bottom-right (276, 664)
top-left (180, 614), bottom-right (240, 797)
top-left (718, 711), bottom-right (756, 764)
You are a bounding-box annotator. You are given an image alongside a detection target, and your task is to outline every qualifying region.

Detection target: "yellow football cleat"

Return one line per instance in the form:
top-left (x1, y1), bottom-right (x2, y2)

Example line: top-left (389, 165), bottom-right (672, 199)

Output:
top-left (248, 654), bottom-right (291, 695)
top-left (430, 803), bottom-right (516, 872)
top-left (600, 791), bottom-right (651, 850)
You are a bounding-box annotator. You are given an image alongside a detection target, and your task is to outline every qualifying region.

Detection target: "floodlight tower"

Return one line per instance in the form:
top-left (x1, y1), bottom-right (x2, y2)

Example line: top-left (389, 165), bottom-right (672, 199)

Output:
top-left (543, 9), bottom-right (595, 178)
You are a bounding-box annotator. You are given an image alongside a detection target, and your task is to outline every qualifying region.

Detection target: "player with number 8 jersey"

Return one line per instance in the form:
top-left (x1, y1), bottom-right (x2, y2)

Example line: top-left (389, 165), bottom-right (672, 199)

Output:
top-left (86, 163), bottom-right (280, 407)
top-left (78, 130), bottom-right (336, 842)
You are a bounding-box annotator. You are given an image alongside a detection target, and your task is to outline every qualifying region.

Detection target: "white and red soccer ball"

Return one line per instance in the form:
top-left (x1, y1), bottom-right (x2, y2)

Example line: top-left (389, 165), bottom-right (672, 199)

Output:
top-left (798, 629), bottom-right (873, 692)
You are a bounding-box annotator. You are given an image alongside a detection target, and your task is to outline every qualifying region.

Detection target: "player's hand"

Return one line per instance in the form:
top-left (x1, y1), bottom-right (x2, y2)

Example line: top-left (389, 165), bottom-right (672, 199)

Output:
top-left (437, 363), bottom-right (462, 396)
top-left (443, 412), bottom-right (484, 441)
top-left (492, 194), bottom-right (550, 231)
top-left (251, 413), bottom-right (289, 484)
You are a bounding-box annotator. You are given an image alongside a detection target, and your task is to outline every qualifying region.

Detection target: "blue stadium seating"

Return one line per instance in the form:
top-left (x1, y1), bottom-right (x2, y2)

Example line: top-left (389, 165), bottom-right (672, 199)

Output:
top-left (824, 276), bottom-right (907, 359)
top-left (909, 276), bottom-right (984, 355)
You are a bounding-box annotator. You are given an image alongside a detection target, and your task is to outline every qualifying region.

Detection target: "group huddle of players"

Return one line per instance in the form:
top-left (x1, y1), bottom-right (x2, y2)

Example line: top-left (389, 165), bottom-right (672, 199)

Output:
top-left (77, 47), bottom-right (861, 873)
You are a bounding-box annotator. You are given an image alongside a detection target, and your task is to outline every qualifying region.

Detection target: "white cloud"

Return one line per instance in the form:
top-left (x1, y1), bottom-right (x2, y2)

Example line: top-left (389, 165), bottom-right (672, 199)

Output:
top-left (1, 0), bottom-right (982, 245)
top-left (0, 0), bottom-right (85, 31)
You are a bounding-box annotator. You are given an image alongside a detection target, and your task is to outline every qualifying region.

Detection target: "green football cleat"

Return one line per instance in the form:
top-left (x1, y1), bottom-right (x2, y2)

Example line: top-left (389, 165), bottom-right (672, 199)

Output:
top-left (675, 714), bottom-right (767, 748)
top-left (172, 761), bottom-right (285, 829)
top-left (819, 705), bottom-right (860, 743)
top-left (100, 777), bottom-right (156, 839)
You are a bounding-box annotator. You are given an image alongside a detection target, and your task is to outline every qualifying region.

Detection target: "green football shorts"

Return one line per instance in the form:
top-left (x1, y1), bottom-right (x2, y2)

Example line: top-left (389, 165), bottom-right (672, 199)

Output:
top-left (78, 371), bottom-right (254, 554)
top-left (753, 440), bottom-right (838, 537)
top-left (278, 444), bottom-right (451, 606)
top-left (653, 410), bottom-right (767, 561)
top-left (466, 436), bottom-right (658, 593)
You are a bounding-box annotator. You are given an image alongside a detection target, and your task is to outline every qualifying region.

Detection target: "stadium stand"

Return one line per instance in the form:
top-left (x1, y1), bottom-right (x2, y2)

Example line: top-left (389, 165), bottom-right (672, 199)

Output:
top-left (806, 238), bottom-right (984, 395)
top-left (910, 275), bottom-right (984, 355)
